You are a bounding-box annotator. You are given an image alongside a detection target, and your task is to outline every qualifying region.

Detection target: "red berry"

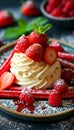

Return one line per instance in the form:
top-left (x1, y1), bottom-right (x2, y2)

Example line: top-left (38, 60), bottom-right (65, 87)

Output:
top-left (69, 10), bottom-right (74, 17)
top-left (49, 40), bottom-right (65, 52)
top-left (51, 7), bottom-right (62, 17)
top-left (64, 1), bottom-right (74, 11)
top-left (19, 93), bottom-right (26, 103)
top-left (19, 93), bottom-right (34, 105)
top-left (25, 93), bottom-right (34, 105)
top-left (61, 68), bottom-right (74, 83)
top-left (45, 5), bottom-right (54, 14)
top-left (48, 0), bottom-right (61, 7)
top-left (53, 79), bottom-right (68, 94)
top-left (0, 10), bottom-right (14, 27)
top-left (28, 31), bottom-right (48, 46)
top-left (14, 35), bottom-right (30, 53)
top-left (0, 71), bottom-right (16, 90)
top-left (21, 0), bottom-right (40, 16)
top-left (43, 46), bottom-right (58, 65)
top-left (48, 90), bottom-right (62, 107)
top-left (25, 43), bottom-right (43, 62)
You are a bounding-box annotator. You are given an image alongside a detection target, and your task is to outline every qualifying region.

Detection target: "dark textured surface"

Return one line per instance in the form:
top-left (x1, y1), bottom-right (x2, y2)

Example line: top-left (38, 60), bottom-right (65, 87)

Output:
top-left (0, 0), bottom-right (74, 130)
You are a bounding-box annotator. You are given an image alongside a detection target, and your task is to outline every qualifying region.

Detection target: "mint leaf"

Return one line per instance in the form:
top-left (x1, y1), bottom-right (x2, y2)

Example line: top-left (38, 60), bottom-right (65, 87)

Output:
top-left (34, 23), bottom-right (52, 34)
top-left (42, 24), bottom-right (52, 33)
top-left (17, 19), bottom-right (28, 28)
top-left (3, 17), bottom-right (48, 39)
top-left (3, 27), bottom-right (25, 39)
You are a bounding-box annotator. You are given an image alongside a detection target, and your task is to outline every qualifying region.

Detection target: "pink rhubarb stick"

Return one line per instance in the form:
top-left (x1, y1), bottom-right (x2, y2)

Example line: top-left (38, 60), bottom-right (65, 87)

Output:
top-left (0, 50), bottom-right (14, 76)
top-left (0, 87), bottom-right (74, 99)
top-left (58, 52), bottom-right (74, 61)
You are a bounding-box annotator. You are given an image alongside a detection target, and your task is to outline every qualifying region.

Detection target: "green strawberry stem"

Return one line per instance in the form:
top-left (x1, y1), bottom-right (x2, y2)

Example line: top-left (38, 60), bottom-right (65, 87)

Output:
top-left (34, 23), bottom-right (52, 34)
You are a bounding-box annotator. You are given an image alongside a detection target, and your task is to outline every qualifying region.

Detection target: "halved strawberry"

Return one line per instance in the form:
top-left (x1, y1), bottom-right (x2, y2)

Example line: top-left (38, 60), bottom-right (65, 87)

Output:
top-left (0, 71), bottom-right (16, 90)
top-left (14, 35), bottom-right (30, 53)
top-left (25, 43), bottom-right (43, 62)
top-left (43, 46), bottom-right (58, 65)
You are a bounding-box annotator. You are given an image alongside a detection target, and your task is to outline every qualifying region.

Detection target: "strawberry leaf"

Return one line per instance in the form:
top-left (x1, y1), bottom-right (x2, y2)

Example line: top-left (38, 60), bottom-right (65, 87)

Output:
top-left (34, 23), bottom-right (52, 34)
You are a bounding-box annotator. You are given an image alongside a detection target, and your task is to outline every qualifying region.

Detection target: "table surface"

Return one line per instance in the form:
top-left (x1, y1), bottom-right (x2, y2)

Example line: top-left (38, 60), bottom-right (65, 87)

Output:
top-left (0, 0), bottom-right (74, 130)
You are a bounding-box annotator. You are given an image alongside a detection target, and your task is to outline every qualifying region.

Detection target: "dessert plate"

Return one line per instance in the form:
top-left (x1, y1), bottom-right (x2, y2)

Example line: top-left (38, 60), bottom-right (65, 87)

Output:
top-left (0, 39), bottom-right (74, 121)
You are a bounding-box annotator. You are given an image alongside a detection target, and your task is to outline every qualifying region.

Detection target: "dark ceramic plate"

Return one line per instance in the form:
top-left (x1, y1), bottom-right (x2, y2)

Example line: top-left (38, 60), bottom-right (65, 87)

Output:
top-left (0, 39), bottom-right (74, 121)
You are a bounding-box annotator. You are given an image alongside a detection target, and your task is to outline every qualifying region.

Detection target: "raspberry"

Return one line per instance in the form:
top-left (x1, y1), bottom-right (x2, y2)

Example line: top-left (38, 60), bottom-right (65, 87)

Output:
top-left (53, 79), bottom-right (68, 94)
top-left (61, 68), bottom-right (74, 84)
top-left (48, 0), bottom-right (61, 7)
top-left (69, 10), bottom-right (74, 17)
top-left (64, 1), bottom-right (74, 11)
top-left (45, 5), bottom-right (54, 14)
top-left (19, 93), bottom-right (26, 103)
top-left (48, 90), bottom-right (62, 107)
top-left (25, 93), bottom-right (34, 105)
top-left (19, 93), bottom-right (34, 105)
top-left (51, 7), bottom-right (62, 17)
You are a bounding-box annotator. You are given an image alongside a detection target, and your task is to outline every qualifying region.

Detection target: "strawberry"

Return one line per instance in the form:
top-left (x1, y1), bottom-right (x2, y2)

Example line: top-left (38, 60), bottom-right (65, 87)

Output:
top-left (69, 10), bottom-right (74, 17)
top-left (43, 46), bottom-right (58, 65)
top-left (25, 43), bottom-right (43, 62)
top-left (49, 40), bottom-right (65, 52)
top-left (53, 79), bottom-right (68, 94)
top-left (14, 35), bottom-right (30, 53)
top-left (45, 4), bottom-right (54, 14)
top-left (64, 1), bottom-right (74, 11)
top-left (0, 10), bottom-right (14, 27)
top-left (61, 68), bottom-right (74, 85)
top-left (21, 0), bottom-right (40, 16)
top-left (28, 24), bottom-right (52, 46)
top-left (19, 93), bottom-right (34, 105)
top-left (0, 71), bottom-right (16, 90)
top-left (50, 7), bottom-right (62, 17)
top-left (28, 31), bottom-right (48, 46)
top-left (48, 90), bottom-right (62, 106)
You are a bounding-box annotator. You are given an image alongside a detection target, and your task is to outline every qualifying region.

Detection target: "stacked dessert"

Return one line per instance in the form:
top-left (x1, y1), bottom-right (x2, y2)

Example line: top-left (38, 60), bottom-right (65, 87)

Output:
top-left (0, 24), bottom-right (74, 106)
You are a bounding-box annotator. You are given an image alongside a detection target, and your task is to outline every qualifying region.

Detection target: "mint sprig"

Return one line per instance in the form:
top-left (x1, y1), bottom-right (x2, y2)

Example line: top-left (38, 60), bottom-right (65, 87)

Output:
top-left (34, 23), bottom-right (52, 34)
top-left (3, 17), bottom-right (48, 39)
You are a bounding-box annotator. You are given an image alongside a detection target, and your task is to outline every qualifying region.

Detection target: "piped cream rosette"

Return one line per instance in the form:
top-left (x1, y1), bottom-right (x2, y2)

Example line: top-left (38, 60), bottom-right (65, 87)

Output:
top-left (10, 53), bottom-right (61, 89)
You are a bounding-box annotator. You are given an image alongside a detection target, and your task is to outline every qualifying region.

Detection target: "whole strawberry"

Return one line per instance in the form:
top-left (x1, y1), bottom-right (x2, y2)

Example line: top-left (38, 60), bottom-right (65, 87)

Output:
top-left (0, 10), bottom-right (14, 27)
top-left (21, 0), bottom-right (40, 16)
top-left (14, 35), bottom-right (30, 53)
top-left (28, 24), bottom-right (52, 47)
top-left (25, 43), bottom-right (43, 62)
